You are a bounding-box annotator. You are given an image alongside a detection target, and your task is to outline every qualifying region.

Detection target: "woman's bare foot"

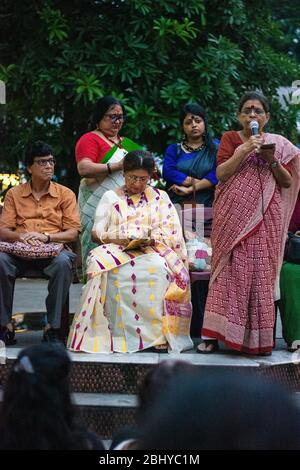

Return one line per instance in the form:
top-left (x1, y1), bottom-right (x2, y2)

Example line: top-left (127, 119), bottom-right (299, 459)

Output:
top-left (154, 343), bottom-right (168, 351)
top-left (143, 343), bottom-right (169, 353)
top-left (197, 340), bottom-right (219, 354)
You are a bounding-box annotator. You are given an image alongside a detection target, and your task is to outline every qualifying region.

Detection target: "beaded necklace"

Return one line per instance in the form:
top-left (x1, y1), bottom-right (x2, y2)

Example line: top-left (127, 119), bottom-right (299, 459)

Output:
top-left (124, 188), bottom-right (147, 208)
top-left (182, 140), bottom-right (205, 152)
top-left (100, 130), bottom-right (123, 148)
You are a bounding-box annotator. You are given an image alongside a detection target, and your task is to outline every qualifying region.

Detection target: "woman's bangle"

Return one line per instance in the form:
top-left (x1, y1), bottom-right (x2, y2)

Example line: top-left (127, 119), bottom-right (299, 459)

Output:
top-left (107, 163), bottom-right (112, 174)
top-left (99, 232), bottom-right (107, 243)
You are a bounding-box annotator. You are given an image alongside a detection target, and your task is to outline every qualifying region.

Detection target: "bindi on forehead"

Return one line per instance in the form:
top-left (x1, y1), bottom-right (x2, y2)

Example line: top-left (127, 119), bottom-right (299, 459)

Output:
top-left (185, 114), bottom-right (203, 121)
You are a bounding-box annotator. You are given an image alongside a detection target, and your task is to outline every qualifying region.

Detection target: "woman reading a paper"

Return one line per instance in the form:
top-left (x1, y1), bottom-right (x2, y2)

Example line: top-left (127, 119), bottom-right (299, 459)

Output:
top-left (68, 151), bottom-right (193, 354)
top-left (76, 96), bottom-right (141, 273)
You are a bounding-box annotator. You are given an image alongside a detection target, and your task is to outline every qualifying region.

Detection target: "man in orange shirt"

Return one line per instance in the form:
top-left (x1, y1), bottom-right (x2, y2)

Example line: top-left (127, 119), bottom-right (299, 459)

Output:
top-left (0, 141), bottom-right (81, 345)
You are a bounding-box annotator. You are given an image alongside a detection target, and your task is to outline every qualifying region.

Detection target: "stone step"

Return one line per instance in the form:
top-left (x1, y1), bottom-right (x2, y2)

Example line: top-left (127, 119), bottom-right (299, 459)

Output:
top-left (2, 338), bottom-right (300, 394)
top-left (74, 392), bottom-right (137, 439)
top-left (74, 392), bottom-right (137, 408)
top-left (1, 342), bottom-right (300, 439)
top-left (2, 386), bottom-right (300, 441)
top-left (0, 387), bottom-right (136, 440)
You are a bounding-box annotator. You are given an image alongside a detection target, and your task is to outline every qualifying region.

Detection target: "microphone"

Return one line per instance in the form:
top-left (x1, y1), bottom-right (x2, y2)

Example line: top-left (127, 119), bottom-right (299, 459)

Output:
top-left (250, 120), bottom-right (259, 135)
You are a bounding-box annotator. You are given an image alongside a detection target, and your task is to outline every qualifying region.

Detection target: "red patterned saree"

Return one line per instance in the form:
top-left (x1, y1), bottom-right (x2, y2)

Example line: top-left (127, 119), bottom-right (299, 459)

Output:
top-left (202, 132), bottom-right (300, 354)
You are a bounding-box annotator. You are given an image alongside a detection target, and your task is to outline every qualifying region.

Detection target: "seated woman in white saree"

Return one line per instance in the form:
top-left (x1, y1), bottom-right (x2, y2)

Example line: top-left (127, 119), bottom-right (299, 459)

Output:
top-left (68, 151), bottom-right (193, 354)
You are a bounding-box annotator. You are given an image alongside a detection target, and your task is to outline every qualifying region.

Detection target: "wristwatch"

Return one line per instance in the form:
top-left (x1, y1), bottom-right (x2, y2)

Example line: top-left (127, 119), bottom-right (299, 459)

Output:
top-left (43, 232), bottom-right (51, 243)
top-left (270, 160), bottom-right (279, 169)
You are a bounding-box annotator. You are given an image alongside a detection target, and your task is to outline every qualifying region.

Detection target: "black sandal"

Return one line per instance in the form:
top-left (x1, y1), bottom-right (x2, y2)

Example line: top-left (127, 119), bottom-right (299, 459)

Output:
top-left (287, 343), bottom-right (300, 353)
top-left (196, 339), bottom-right (219, 354)
top-left (0, 326), bottom-right (16, 346)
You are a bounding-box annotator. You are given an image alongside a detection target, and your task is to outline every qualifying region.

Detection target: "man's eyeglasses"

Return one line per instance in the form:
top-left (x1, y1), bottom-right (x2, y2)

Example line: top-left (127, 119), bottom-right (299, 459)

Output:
top-left (104, 114), bottom-right (125, 123)
top-left (34, 158), bottom-right (56, 167)
top-left (241, 107), bottom-right (265, 116)
top-left (126, 175), bottom-right (149, 183)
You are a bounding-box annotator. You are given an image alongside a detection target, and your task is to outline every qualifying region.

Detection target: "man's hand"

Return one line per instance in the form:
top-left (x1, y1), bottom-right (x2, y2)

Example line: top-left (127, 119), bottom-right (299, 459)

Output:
top-left (19, 232), bottom-right (48, 246)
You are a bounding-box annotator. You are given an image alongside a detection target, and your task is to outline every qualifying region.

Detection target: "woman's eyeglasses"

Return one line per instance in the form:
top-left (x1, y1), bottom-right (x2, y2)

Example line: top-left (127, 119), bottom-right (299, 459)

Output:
top-left (126, 175), bottom-right (149, 183)
top-left (34, 158), bottom-right (56, 167)
top-left (241, 107), bottom-right (265, 116)
top-left (104, 114), bottom-right (125, 123)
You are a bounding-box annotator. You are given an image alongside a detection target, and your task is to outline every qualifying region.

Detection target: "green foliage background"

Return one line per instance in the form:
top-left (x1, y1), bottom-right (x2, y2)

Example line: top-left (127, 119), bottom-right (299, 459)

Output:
top-left (1, 0), bottom-right (300, 191)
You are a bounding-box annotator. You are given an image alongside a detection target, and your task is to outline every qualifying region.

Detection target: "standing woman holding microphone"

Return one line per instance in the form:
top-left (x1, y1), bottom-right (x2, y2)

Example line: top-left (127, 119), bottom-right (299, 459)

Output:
top-left (198, 91), bottom-right (300, 355)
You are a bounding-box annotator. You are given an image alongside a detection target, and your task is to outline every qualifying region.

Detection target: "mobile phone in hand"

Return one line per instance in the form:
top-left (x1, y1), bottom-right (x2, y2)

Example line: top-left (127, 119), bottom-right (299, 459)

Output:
top-left (260, 143), bottom-right (276, 150)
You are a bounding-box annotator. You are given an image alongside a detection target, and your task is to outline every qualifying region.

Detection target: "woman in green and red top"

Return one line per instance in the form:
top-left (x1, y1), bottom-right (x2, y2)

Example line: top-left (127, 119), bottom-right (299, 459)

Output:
top-left (76, 96), bottom-right (141, 273)
top-left (280, 192), bottom-right (300, 352)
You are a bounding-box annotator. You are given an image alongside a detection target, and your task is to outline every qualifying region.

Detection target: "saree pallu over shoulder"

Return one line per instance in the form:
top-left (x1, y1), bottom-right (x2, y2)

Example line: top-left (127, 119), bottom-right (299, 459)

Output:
top-left (176, 144), bottom-right (216, 180)
top-left (210, 133), bottom-right (300, 289)
top-left (201, 133), bottom-right (300, 354)
top-left (68, 186), bottom-right (193, 353)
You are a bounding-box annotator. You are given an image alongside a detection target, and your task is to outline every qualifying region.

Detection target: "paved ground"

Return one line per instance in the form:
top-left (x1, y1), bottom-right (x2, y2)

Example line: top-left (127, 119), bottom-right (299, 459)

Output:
top-left (8, 279), bottom-right (291, 365)
top-left (13, 278), bottom-right (82, 315)
top-left (12, 277), bottom-right (284, 334)
top-left (10, 278), bottom-right (294, 365)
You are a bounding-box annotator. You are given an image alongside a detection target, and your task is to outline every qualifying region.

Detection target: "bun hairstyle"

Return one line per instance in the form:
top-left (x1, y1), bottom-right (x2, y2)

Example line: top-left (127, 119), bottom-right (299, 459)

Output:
top-left (123, 150), bottom-right (155, 176)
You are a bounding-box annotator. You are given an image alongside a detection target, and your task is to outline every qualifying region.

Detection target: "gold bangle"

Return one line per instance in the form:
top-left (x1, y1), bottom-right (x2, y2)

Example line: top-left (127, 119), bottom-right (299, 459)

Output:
top-left (99, 232), bottom-right (107, 243)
